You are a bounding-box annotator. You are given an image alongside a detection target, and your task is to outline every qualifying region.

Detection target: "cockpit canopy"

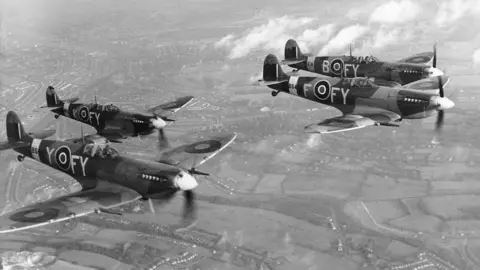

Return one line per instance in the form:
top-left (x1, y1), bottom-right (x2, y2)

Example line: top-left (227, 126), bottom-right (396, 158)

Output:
top-left (83, 143), bottom-right (119, 158)
top-left (346, 77), bottom-right (377, 88)
top-left (349, 55), bottom-right (379, 64)
top-left (93, 104), bottom-right (120, 113)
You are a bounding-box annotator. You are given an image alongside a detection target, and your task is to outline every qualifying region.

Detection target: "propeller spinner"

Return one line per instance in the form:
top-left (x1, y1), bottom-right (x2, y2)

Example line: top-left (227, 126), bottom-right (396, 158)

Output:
top-left (433, 76), bottom-right (455, 132)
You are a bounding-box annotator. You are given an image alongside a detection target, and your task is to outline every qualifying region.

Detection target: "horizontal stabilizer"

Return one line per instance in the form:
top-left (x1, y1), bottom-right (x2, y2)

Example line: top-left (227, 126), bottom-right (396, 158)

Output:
top-left (281, 59), bottom-right (305, 65)
top-left (256, 79), bottom-right (288, 86)
top-left (0, 141), bottom-right (30, 151)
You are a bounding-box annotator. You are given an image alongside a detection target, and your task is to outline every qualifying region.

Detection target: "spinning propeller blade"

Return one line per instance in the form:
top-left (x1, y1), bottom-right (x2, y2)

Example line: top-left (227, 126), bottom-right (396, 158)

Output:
top-left (433, 43), bottom-right (437, 68)
top-left (183, 189), bottom-right (196, 223)
top-left (435, 76), bottom-right (445, 133)
top-left (158, 128), bottom-right (170, 150)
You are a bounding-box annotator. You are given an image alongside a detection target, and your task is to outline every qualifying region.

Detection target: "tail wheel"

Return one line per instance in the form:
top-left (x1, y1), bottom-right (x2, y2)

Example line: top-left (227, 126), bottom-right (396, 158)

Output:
top-left (54, 114), bottom-right (59, 119)
top-left (271, 91), bottom-right (279, 97)
top-left (17, 155), bottom-right (24, 162)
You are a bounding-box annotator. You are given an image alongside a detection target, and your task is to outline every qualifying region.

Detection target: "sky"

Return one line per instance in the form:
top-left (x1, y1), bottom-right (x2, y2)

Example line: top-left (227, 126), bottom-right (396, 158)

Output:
top-left (214, 0), bottom-right (480, 71)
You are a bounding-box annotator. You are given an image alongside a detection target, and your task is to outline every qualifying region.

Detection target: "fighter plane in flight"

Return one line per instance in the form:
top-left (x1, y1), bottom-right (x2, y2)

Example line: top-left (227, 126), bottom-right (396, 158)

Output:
top-left (282, 39), bottom-right (447, 87)
top-left (42, 86), bottom-right (194, 143)
top-left (258, 54), bottom-right (455, 134)
top-left (0, 111), bottom-right (236, 233)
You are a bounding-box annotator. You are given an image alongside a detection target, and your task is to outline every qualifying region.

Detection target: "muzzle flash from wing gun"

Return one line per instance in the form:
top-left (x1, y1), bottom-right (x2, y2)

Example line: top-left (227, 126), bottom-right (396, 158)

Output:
top-left (94, 207), bottom-right (123, 216)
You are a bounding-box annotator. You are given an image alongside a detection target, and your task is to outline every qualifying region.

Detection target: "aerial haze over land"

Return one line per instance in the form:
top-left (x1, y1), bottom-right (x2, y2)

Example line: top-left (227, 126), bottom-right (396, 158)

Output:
top-left (1, 0), bottom-right (480, 269)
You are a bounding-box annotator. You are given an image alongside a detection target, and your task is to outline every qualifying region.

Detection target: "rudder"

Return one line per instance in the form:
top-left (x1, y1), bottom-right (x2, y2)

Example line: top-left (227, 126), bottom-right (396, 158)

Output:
top-left (263, 54), bottom-right (287, 82)
top-left (46, 86), bottom-right (63, 107)
top-left (284, 39), bottom-right (304, 60)
top-left (6, 111), bottom-right (31, 143)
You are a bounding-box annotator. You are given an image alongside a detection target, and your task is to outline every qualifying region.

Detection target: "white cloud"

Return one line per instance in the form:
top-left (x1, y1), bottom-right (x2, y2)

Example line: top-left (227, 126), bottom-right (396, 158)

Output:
top-left (473, 48), bottom-right (480, 70)
top-left (295, 23), bottom-right (336, 51)
top-left (354, 25), bottom-right (416, 54)
top-left (369, 0), bottom-right (421, 24)
top-left (214, 34), bottom-right (235, 49)
top-left (435, 0), bottom-right (480, 27)
top-left (317, 24), bottom-right (369, 55)
top-left (220, 16), bottom-right (316, 59)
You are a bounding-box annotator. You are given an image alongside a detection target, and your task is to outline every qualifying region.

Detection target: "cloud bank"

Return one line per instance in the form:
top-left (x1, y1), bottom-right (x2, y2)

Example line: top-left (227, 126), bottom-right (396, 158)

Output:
top-left (369, 0), bottom-right (421, 24)
top-left (473, 49), bottom-right (480, 71)
top-left (215, 0), bottom-right (480, 67)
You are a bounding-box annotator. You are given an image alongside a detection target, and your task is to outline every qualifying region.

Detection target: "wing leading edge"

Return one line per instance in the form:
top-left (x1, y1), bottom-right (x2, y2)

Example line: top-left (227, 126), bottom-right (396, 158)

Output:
top-left (147, 96), bottom-right (195, 117)
top-left (158, 132), bottom-right (237, 169)
top-left (402, 75), bottom-right (450, 92)
top-left (304, 112), bottom-right (401, 134)
top-left (396, 51), bottom-right (434, 65)
top-left (0, 182), bottom-right (141, 234)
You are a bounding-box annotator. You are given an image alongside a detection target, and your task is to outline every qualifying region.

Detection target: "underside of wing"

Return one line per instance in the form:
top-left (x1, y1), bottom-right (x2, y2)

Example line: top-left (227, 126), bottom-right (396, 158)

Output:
top-left (304, 112), bottom-right (401, 134)
top-left (0, 183), bottom-right (141, 233)
top-left (158, 132), bottom-right (237, 169)
top-left (402, 75), bottom-right (450, 91)
top-left (146, 96), bottom-right (195, 117)
top-left (396, 51), bottom-right (434, 65)
top-left (28, 129), bottom-right (56, 139)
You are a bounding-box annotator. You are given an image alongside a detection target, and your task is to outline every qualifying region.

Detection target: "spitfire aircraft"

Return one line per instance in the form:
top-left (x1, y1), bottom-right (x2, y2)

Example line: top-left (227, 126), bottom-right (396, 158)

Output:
top-left (282, 39), bottom-right (447, 87)
top-left (258, 54), bottom-right (455, 134)
top-left (0, 111), bottom-right (236, 233)
top-left (42, 86), bottom-right (194, 143)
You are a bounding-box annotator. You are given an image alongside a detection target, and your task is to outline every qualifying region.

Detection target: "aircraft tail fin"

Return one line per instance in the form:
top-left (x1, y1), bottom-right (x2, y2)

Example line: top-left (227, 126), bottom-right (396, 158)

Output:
top-left (257, 54), bottom-right (289, 87)
top-left (45, 86), bottom-right (64, 107)
top-left (263, 54), bottom-right (289, 82)
top-left (6, 111), bottom-right (32, 143)
top-left (283, 39), bottom-right (306, 65)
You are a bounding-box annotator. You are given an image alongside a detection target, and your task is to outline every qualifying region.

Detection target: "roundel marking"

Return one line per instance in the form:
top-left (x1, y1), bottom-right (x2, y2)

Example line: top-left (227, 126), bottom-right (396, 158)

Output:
top-left (330, 58), bottom-right (344, 76)
top-left (313, 80), bottom-right (331, 101)
top-left (10, 208), bottom-right (60, 223)
top-left (78, 106), bottom-right (90, 122)
top-left (184, 140), bottom-right (222, 154)
top-left (54, 145), bottom-right (71, 171)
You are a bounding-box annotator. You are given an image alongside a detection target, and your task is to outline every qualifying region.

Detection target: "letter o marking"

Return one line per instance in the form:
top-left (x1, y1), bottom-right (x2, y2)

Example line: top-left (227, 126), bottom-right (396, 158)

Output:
top-left (78, 106), bottom-right (89, 122)
top-left (313, 80), bottom-right (331, 101)
top-left (330, 58), bottom-right (344, 76)
top-left (55, 145), bottom-right (71, 171)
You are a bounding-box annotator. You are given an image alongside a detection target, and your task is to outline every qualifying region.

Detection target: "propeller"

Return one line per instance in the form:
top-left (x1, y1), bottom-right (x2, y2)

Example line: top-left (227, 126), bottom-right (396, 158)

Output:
top-left (152, 128), bottom-right (202, 229)
top-left (158, 127), bottom-right (170, 150)
top-left (435, 75), bottom-right (444, 132)
top-left (432, 42), bottom-right (437, 68)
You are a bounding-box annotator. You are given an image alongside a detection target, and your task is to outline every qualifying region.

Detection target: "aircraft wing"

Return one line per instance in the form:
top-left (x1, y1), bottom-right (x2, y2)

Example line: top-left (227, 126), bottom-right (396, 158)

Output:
top-left (28, 129), bottom-right (56, 139)
top-left (158, 132), bottom-right (237, 169)
top-left (146, 96), bottom-right (195, 117)
top-left (396, 51), bottom-right (434, 65)
top-left (402, 75), bottom-right (451, 91)
top-left (304, 112), bottom-right (401, 134)
top-left (0, 182), bottom-right (141, 234)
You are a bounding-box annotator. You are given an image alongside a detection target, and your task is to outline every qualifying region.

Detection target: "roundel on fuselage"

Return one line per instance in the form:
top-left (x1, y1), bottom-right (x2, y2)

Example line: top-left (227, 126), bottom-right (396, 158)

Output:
top-left (77, 106), bottom-right (90, 122)
top-left (313, 80), bottom-right (331, 101)
top-left (54, 145), bottom-right (72, 172)
top-left (330, 58), bottom-right (344, 76)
